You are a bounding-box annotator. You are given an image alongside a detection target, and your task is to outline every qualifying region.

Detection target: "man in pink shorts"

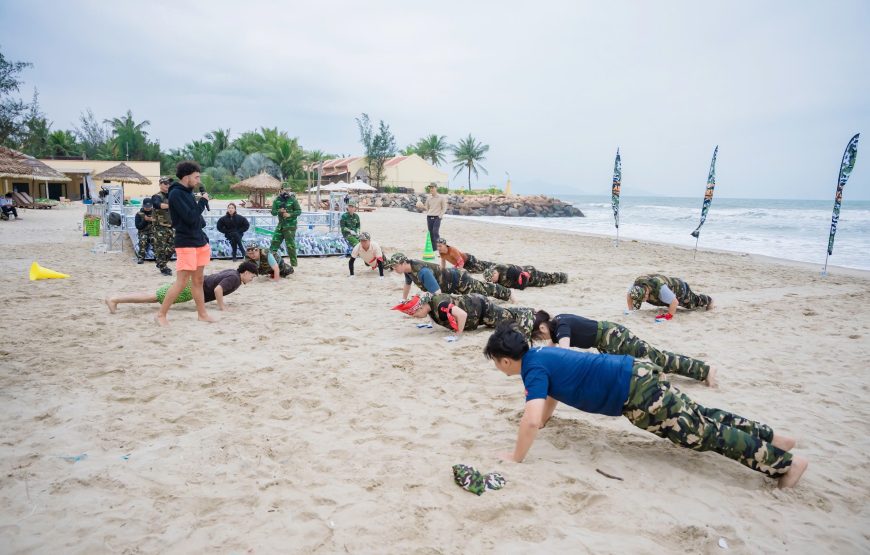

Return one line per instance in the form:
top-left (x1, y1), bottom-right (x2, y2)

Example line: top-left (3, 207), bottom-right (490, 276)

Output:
top-left (155, 161), bottom-right (213, 326)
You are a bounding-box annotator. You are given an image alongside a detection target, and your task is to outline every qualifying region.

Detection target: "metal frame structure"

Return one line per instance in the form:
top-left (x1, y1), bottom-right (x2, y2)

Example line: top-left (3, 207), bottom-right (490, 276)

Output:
top-left (102, 185), bottom-right (126, 253)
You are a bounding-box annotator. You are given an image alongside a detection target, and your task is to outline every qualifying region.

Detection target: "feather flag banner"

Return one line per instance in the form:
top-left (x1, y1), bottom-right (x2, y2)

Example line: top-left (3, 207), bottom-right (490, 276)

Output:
top-left (611, 148), bottom-right (621, 244)
top-left (823, 133), bottom-right (860, 274)
top-left (690, 146), bottom-right (718, 258)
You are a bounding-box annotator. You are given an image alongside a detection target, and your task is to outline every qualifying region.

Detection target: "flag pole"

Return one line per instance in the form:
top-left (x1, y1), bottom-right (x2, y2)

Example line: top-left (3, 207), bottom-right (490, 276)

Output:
top-left (693, 236), bottom-right (699, 260)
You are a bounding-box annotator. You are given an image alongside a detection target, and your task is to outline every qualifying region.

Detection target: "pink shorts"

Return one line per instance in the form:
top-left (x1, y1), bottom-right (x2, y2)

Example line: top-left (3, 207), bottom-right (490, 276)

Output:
top-left (175, 244), bottom-right (211, 271)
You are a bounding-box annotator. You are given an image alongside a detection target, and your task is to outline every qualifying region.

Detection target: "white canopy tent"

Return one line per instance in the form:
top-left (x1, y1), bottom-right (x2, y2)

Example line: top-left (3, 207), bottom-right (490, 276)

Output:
top-left (347, 180), bottom-right (376, 191)
top-left (307, 181), bottom-right (349, 193)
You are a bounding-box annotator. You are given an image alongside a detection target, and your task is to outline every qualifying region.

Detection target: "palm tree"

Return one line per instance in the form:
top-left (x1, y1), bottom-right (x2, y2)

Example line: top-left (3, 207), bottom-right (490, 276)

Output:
top-left (304, 149), bottom-right (328, 210)
top-left (206, 128), bottom-right (230, 153)
top-left (451, 134), bottom-right (489, 191)
top-left (47, 130), bottom-right (80, 157)
top-left (414, 134), bottom-right (449, 166)
top-left (104, 110), bottom-right (151, 160)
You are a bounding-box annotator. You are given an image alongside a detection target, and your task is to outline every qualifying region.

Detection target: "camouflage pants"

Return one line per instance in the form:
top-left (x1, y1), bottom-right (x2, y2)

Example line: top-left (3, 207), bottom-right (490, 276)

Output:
top-left (153, 225), bottom-right (175, 270)
top-left (622, 362), bottom-right (792, 478)
top-left (596, 321), bottom-right (709, 381)
top-left (453, 271), bottom-right (511, 301)
top-left (463, 254), bottom-right (496, 274)
top-left (676, 280), bottom-right (712, 310)
top-left (343, 232), bottom-right (360, 248)
top-left (527, 266), bottom-right (568, 287)
top-left (270, 226), bottom-right (297, 266)
top-left (137, 227), bottom-right (155, 259)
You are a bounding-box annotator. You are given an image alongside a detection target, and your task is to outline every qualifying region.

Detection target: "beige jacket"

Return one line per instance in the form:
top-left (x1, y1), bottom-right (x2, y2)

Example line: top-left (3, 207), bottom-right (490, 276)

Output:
top-left (424, 194), bottom-right (448, 217)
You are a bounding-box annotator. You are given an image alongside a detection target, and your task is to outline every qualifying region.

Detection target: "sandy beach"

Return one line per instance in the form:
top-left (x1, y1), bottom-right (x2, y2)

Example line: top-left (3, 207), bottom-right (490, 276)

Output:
top-left (1, 203), bottom-right (868, 554)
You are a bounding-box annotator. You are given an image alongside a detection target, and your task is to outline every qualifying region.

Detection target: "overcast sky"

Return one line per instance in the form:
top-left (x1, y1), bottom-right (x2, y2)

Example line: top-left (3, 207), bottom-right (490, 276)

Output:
top-left (2, 1), bottom-right (868, 199)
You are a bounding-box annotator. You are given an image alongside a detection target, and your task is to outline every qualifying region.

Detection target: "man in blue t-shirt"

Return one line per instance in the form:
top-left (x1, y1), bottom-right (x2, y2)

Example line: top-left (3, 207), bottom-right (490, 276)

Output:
top-left (482, 322), bottom-right (809, 488)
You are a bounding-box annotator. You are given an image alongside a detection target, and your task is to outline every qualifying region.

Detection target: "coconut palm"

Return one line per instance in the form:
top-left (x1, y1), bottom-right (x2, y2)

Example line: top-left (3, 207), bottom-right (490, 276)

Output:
top-left (451, 134), bottom-right (489, 191)
top-left (414, 134), bottom-right (449, 166)
top-left (206, 128), bottom-right (231, 153)
top-left (47, 130), bottom-right (79, 157)
top-left (104, 110), bottom-right (155, 160)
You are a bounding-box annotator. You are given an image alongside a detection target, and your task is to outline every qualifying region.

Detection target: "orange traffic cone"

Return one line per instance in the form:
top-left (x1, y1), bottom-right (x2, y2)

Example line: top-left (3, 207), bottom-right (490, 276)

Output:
top-left (29, 261), bottom-right (70, 281)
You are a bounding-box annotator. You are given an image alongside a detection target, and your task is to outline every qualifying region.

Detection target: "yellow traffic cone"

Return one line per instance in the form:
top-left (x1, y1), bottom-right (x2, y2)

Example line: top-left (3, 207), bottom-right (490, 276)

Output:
top-left (29, 261), bottom-right (70, 281)
top-left (422, 232), bottom-right (435, 260)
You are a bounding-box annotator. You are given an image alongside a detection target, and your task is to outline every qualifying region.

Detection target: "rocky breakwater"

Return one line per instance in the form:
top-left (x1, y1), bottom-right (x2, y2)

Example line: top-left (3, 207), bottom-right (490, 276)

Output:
top-left (357, 193), bottom-right (584, 217)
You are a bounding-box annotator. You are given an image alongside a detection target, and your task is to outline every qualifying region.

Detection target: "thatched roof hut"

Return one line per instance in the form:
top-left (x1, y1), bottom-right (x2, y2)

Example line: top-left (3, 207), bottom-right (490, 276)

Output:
top-left (230, 172), bottom-right (283, 208)
top-left (92, 162), bottom-right (151, 185)
top-left (0, 146), bottom-right (71, 182)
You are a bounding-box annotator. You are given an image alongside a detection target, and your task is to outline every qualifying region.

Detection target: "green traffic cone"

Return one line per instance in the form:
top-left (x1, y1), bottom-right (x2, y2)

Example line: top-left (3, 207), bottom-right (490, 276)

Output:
top-left (423, 231), bottom-right (435, 260)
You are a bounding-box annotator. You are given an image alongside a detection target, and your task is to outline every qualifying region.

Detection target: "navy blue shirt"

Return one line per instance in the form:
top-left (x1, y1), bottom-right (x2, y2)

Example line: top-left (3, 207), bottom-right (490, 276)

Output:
top-left (521, 347), bottom-right (633, 417)
top-left (554, 314), bottom-right (599, 348)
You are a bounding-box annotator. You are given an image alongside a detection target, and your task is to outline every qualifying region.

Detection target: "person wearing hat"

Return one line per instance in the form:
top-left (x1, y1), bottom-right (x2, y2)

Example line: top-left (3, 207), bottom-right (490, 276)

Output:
top-left (270, 183), bottom-right (302, 268)
top-left (423, 183), bottom-right (447, 246)
top-left (385, 253), bottom-right (513, 302)
top-left (134, 197), bottom-right (156, 264)
top-left (436, 238), bottom-right (496, 274)
top-left (530, 310), bottom-right (715, 386)
top-left (245, 244), bottom-right (293, 280)
top-left (340, 199), bottom-right (361, 249)
top-left (626, 274), bottom-right (713, 320)
top-left (483, 263), bottom-right (568, 290)
top-left (150, 177), bottom-right (175, 276)
top-left (483, 322), bottom-right (808, 488)
top-left (349, 232), bottom-right (384, 277)
top-left (392, 292), bottom-right (536, 340)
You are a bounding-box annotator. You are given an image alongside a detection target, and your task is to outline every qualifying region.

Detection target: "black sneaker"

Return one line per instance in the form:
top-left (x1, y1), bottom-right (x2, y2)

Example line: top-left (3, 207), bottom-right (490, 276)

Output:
top-left (137, 258), bottom-right (145, 265)
top-left (160, 267), bottom-right (173, 276)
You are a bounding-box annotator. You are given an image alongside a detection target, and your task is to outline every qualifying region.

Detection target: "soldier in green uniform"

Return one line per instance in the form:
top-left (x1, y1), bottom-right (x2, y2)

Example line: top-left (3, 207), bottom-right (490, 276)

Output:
top-left (531, 310), bottom-right (715, 386)
top-left (150, 177), bottom-right (175, 276)
top-left (483, 263), bottom-right (568, 289)
top-left (385, 253), bottom-right (513, 302)
top-left (626, 274), bottom-right (713, 320)
top-left (340, 200), bottom-right (361, 249)
top-left (134, 198), bottom-right (156, 264)
top-left (244, 245), bottom-right (293, 279)
top-left (270, 184), bottom-right (302, 267)
top-left (393, 292), bottom-right (536, 340)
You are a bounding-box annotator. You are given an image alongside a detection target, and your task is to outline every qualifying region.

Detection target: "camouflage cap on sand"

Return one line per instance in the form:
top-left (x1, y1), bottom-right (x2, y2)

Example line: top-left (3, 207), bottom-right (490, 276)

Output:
top-left (359, 231), bottom-right (371, 241)
top-left (483, 266), bottom-right (497, 282)
top-left (385, 253), bottom-right (409, 269)
top-left (628, 285), bottom-right (646, 309)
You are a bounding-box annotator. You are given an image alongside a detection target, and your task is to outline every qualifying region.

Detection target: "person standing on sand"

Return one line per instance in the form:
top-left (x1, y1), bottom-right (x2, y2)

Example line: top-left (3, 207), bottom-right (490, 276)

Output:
top-left (151, 177), bottom-right (175, 276)
top-left (340, 199), bottom-right (362, 250)
top-left (155, 161), bottom-right (212, 326)
top-left (531, 310), bottom-right (716, 386)
top-left (626, 274), bottom-right (713, 320)
top-left (422, 183), bottom-right (447, 246)
top-left (485, 322), bottom-right (808, 488)
top-left (107, 262), bottom-right (257, 313)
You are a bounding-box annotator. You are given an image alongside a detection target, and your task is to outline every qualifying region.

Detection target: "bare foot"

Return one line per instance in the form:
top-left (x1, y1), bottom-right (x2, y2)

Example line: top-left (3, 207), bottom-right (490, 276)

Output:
top-left (706, 298), bottom-right (715, 311)
top-left (771, 433), bottom-right (796, 452)
top-left (704, 366), bottom-right (718, 388)
top-left (154, 314), bottom-right (169, 327)
top-left (778, 455), bottom-right (808, 488)
top-left (198, 313), bottom-right (217, 323)
top-left (105, 297), bottom-right (117, 314)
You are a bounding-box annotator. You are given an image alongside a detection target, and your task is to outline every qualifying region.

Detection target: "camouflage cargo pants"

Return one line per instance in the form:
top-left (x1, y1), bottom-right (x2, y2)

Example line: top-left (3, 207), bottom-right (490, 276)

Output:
top-left (343, 232), bottom-right (360, 248)
top-left (675, 279), bottom-right (712, 309)
top-left (527, 266), bottom-right (568, 287)
top-left (463, 253), bottom-right (496, 274)
top-left (596, 321), bottom-right (709, 381)
top-left (153, 226), bottom-right (175, 270)
top-left (137, 228), bottom-right (155, 259)
top-left (622, 362), bottom-right (792, 478)
top-left (456, 271), bottom-right (511, 301)
top-left (270, 226), bottom-right (297, 266)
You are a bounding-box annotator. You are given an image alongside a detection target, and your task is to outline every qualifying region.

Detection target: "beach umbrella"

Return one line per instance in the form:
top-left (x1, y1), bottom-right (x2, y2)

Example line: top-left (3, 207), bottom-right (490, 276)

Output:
top-left (690, 146), bottom-right (719, 259)
top-left (611, 148), bottom-right (622, 246)
top-left (347, 180), bottom-right (376, 192)
top-left (230, 171), bottom-right (283, 208)
top-left (822, 133), bottom-right (860, 276)
top-left (92, 162), bottom-right (150, 185)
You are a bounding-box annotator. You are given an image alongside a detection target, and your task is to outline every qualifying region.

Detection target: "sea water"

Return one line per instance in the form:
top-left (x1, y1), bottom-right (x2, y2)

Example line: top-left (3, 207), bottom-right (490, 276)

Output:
top-left (461, 195), bottom-right (870, 271)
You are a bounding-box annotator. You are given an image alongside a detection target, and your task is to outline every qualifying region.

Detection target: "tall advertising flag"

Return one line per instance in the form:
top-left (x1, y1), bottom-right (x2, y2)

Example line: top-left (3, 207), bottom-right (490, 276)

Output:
top-left (690, 146), bottom-right (719, 258)
top-left (823, 133), bottom-right (860, 275)
top-left (612, 148), bottom-right (621, 245)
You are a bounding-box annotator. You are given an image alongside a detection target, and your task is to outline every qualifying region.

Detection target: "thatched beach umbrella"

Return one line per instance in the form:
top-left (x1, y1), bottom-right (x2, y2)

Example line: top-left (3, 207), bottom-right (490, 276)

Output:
top-left (0, 146), bottom-right (35, 180)
top-left (230, 172), bottom-right (283, 208)
top-left (92, 162), bottom-right (151, 185)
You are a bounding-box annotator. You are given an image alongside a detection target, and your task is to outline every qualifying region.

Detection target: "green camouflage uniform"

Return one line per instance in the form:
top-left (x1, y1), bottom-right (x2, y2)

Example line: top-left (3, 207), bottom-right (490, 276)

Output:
top-left (596, 321), bottom-right (709, 381)
top-left (462, 253), bottom-right (496, 274)
top-left (486, 263), bottom-right (567, 290)
top-left (632, 274), bottom-right (711, 310)
top-left (340, 211), bottom-right (361, 247)
top-left (152, 191), bottom-right (175, 271)
top-left (135, 208), bottom-right (155, 260)
top-left (428, 293), bottom-right (535, 336)
top-left (270, 192), bottom-right (302, 266)
top-left (407, 259), bottom-right (512, 301)
top-left (622, 362), bottom-right (792, 478)
top-left (246, 248), bottom-right (293, 277)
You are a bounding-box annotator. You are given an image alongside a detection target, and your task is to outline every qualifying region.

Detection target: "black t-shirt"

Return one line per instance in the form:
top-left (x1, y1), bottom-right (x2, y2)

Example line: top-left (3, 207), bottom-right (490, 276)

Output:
top-left (554, 314), bottom-right (599, 349)
top-left (203, 269), bottom-right (242, 303)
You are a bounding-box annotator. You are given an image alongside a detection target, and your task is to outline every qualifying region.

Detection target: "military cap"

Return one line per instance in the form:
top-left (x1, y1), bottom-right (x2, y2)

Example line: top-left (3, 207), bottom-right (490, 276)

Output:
top-left (385, 252), bottom-right (409, 269)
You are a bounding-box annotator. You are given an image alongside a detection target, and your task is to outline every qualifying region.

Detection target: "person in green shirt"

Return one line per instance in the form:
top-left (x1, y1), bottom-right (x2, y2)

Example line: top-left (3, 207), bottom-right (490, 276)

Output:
top-left (270, 184), bottom-right (302, 267)
top-left (340, 200), bottom-right (361, 249)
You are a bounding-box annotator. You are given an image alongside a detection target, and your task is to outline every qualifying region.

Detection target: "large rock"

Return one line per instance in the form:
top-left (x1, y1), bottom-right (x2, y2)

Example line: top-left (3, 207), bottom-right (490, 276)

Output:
top-left (356, 192), bottom-right (584, 218)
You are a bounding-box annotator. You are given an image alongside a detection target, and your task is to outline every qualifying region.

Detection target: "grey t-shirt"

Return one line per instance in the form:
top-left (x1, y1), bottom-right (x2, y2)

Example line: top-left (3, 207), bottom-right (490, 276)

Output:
top-left (203, 269), bottom-right (242, 302)
top-left (658, 284), bottom-right (677, 304)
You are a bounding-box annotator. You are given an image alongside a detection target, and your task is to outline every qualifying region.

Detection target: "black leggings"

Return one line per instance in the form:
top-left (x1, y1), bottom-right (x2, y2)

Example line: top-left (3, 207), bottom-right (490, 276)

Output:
top-left (225, 233), bottom-right (244, 259)
top-left (349, 257), bottom-right (384, 276)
